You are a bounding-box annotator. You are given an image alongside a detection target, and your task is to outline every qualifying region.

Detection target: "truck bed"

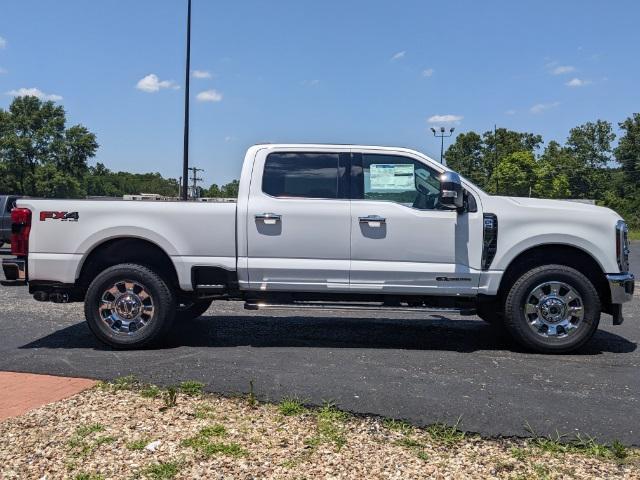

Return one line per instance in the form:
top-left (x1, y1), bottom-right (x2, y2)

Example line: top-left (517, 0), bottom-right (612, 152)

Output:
top-left (18, 198), bottom-right (237, 290)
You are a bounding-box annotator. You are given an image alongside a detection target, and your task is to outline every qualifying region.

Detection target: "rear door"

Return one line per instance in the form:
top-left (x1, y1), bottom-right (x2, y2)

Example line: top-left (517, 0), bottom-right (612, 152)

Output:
top-left (245, 148), bottom-right (351, 291)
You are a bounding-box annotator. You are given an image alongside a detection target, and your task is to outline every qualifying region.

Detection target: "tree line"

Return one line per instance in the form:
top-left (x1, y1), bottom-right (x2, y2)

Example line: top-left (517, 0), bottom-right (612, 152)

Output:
top-left (1, 96), bottom-right (638, 227)
top-left (0, 96), bottom-right (237, 199)
top-left (445, 115), bottom-right (639, 227)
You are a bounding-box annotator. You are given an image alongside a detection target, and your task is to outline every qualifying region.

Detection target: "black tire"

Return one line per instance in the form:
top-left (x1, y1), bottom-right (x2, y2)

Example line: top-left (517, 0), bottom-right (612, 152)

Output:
top-left (176, 299), bottom-right (213, 321)
top-left (84, 263), bottom-right (176, 349)
top-left (477, 300), bottom-right (503, 326)
top-left (503, 264), bottom-right (600, 354)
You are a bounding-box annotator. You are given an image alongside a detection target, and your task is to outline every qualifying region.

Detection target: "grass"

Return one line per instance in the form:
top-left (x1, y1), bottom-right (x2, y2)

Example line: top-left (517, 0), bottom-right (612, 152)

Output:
top-left (140, 384), bottom-right (161, 399)
top-left (424, 418), bottom-right (466, 446)
top-left (126, 437), bottom-right (151, 451)
top-left (161, 386), bottom-right (179, 410)
top-left (524, 422), bottom-right (629, 460)
top-left (75, 423), bottom-right (105, 437)
top-left (179, 380), bottom-right (205, 397)
top-left (305, 403), bottom-right (350, 450)
top-left (278, 397), bottom-right (307, 416)
top-left (73, 474), bottom-right (105, 480)
top-left (383, 418), bottom-right (415, 435)
top-left (67, 424), bottom-right (115, 458)
top-left (142, 461), bottom-right (181, 480)
top-left (181, 425), bottom-right (247, 458)
top-left (628, 229), bottom-right (640, 241)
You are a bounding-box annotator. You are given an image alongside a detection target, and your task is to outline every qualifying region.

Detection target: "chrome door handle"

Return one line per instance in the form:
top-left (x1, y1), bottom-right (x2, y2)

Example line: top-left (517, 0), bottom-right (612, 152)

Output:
top-left (359, 215), bottom-right (386, 225)
top-left (255, 213), bottom-right (281, 224)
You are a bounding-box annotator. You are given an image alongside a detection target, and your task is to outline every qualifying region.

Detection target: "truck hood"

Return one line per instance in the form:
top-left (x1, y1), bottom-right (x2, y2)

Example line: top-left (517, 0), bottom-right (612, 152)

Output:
top-left (487, 195), bottom-right (622, 221)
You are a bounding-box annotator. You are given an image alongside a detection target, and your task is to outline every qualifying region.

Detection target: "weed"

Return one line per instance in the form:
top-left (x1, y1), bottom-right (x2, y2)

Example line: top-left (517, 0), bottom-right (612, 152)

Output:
top-left (75, 424), bottom-right (105, 438)
top-left (200, 424), bottom-right (227, 437)
top-left (140, 385), bottom-right (161, 398)
top-left (127, 437), bottom-right (151, 451)
top-left (279, 397), bottom-right (306, 416)
top-left (313, 403), bottom-right (349, 450)
top-left (425, 418), bottom-right (465, 446)
top-left (112, 375), bottom-right (138, 391)
top-left (73, 474), bottom-right (105, 480)
top-left (395, 437), bottom-right (429, 461)
top-left (510, 446), bottom-right (529, 461)
top-left (142, 461), bottom-right (180, 480)
top-left (383, 418), bottom-right (414, 435)
top-left (524, 422), bottom-right (628, 460)
top-left (180, 380), bottom-right (205, 397)
top-left (181, 425), bottom-right (246, 458)
top-left (532, 463), bottom-right (551, 480)
top-left (247, 380), bottom-right (257, 408)
top-left (194, 404), bottom-right (215, 419)
top-left (161, 386), bottom-right (178, 410)
top-left (93, 435), bottom-right (115, 448)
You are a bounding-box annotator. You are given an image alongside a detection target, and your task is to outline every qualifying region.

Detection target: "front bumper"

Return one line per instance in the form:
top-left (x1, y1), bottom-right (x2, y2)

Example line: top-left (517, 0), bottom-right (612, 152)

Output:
top-left (1, 257), bottom-right (27, 286)
top-left (606, 273), bottom-right (635, 326)
top-left (607, 273), bottom-right (635, 304)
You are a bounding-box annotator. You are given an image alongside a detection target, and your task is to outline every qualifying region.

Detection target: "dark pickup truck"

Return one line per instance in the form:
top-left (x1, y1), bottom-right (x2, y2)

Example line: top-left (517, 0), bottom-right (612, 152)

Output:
top-left (0, 195), bottom-right (20, 247)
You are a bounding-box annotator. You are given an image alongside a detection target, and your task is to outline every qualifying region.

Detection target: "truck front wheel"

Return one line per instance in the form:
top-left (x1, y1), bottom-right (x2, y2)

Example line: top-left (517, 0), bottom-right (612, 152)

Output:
top-left (503, 264), bottom-right (600, 354)
top-left (84, 263), bottom-right (176, 349)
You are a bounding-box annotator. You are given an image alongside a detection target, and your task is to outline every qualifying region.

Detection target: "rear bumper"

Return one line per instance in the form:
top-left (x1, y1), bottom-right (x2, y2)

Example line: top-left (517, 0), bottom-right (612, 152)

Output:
top-left (1, 257), bottom-right (27, 286)
top-left (607, 273), bottom-right (635, 304)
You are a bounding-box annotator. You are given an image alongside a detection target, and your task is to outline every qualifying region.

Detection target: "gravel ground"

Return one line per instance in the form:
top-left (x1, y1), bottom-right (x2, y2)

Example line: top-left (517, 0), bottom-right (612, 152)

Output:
top-left (0, 383), bottom-right (638, 480)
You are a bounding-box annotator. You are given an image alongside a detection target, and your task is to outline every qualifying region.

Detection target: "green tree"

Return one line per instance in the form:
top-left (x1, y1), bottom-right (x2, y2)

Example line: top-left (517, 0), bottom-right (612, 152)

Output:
top-left (34, 163), bottom-right (84, 198)
top-left (615, 113), bottom-right (640, 186)
top-left (0, 96), bottom-right (98, 197)
top-left (489, 151), bottom-right (538, 197)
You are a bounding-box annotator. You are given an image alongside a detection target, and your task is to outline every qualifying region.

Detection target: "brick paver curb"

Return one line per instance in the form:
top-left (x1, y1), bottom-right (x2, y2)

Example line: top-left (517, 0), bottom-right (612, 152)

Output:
top-left (0, 372), bottom-right (96, 421)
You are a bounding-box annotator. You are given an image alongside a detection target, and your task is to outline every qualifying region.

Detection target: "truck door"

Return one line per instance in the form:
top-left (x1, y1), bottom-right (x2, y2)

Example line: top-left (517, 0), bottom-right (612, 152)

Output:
top-left (349, 151), bottom-right (481, 295)
top-left (245, 148), bottom-right (351, 291)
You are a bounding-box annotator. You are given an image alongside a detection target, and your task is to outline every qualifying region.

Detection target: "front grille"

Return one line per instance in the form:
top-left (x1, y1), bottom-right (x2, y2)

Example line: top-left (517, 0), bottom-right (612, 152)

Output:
top-left (482, 213), bottom-right (498, 271)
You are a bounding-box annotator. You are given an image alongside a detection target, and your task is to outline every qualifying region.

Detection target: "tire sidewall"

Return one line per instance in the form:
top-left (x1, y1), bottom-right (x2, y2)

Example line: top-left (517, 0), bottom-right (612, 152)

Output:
top-left (505, 266), bottom-right (600, 353)
top-left (85, 264), bottom-right (175, 349)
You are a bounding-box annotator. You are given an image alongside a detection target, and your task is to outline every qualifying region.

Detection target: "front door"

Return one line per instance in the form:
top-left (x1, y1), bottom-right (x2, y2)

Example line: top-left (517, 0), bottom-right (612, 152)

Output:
top-left (349, 151), bottom-right (478, 295)
top-left (246, 148), bottom-right (351, 291)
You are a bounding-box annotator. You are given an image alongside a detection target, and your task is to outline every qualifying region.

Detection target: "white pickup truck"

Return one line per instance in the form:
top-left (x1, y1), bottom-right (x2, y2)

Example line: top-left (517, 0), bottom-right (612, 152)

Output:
top-left (2, 144), bottom-right (634, 353)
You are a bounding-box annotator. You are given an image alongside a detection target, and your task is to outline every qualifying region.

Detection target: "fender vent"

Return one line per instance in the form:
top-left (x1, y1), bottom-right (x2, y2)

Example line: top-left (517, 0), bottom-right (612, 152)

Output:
top-left (481, 213), bottom-right (498, 271)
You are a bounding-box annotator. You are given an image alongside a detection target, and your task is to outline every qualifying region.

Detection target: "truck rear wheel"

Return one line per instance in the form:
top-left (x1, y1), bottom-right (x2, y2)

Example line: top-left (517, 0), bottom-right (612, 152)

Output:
top-left (84, 263), bottom-right (176, 349)
top-left (504, 264), bottom-right (600, 354)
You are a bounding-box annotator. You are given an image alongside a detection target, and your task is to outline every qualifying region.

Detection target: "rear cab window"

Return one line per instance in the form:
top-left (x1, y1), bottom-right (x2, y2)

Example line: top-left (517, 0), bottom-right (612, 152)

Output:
top-left (262, 152), bottom-right (349, 199)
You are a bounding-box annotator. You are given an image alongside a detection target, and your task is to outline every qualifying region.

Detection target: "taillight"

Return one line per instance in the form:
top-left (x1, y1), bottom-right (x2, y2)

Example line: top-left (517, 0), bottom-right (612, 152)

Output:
top-left (10, 207), bottom-right (32, 257)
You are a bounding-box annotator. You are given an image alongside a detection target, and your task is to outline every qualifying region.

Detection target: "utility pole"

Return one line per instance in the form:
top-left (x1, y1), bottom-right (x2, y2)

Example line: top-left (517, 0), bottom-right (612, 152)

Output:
top-left (181, 0), bottom-right (192, 201)
top-left (188, 166), bottom-right (204, 199)
top-left (430, 126), bottom-right (455, 165)
top-left (494, 124), bottom-right (499, 194)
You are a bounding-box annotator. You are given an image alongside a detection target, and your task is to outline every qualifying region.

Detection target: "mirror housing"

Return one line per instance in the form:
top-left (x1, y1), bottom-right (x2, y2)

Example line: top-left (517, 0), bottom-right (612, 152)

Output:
top-left (439, 171), bottom-right (464, 210)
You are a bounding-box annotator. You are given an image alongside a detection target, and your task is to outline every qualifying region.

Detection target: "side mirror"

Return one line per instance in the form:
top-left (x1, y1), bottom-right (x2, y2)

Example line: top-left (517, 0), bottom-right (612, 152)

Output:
top-left (439, 171), bottom-right (464, 210)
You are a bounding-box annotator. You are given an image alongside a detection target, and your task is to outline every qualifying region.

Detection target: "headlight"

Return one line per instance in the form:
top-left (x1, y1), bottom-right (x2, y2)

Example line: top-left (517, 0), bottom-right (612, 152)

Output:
top-left (616, 220), bottom-right (630, 272)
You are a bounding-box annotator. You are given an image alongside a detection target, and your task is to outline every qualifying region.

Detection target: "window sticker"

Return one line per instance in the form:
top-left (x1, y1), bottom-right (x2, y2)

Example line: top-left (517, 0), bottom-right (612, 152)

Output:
top-left (369, 164), bottom-right (415, 191)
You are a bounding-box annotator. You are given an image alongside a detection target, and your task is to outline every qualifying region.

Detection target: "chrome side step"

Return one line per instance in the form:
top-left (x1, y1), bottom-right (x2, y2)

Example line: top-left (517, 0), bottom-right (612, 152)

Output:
top-left (244, 301), bottom-right (476, 316)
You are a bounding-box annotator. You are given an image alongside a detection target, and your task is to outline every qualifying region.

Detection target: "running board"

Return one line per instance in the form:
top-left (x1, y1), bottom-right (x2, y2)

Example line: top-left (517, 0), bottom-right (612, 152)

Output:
top-left (244, 301), bottom-right (476, 316)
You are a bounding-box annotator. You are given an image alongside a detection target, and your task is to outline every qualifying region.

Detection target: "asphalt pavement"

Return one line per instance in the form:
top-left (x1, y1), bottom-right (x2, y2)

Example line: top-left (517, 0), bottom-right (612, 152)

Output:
top-left (0, 244), bottom-right (638, 445)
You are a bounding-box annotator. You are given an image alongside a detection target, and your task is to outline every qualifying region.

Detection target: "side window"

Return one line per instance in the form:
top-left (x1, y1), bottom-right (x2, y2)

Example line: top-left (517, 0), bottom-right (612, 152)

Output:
top-left (361, 154), bottom-right (442, 210)
top-left (262, 152), bottom-right (346, 199)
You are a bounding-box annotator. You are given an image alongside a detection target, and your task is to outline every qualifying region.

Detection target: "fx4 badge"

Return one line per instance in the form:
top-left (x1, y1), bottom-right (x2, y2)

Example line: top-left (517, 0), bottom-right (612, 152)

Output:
top-left (40, 211), bottom-right (79, 222)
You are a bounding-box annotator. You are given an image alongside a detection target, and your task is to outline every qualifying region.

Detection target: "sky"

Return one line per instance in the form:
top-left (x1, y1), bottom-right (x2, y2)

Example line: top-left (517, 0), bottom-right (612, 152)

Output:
top-left (1, 0), bottom-right (639, 186)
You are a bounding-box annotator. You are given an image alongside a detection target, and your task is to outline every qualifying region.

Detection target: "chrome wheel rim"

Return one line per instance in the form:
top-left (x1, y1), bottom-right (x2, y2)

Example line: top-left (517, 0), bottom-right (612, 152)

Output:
top-left (99, 280), bottom-right (154, 336)
top-left (524, 281), bottom-right (584, 338)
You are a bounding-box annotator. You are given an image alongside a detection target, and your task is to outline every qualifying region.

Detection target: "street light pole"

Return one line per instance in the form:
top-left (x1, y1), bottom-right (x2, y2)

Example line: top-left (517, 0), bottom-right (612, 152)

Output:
top-left (430, 126), bottom-right (455, 165)
top-left (181, 0), bottom-right (192, 201)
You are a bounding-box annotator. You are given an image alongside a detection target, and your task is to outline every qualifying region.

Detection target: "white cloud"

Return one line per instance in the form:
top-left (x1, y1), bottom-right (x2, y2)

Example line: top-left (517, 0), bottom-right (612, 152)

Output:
top-left (551, 65), bottom-right (575, 75)
top-left (192, 70), bottom-right (212, 79)
top-left (0, 36), bottom-right (6, 49)
top-left (6, 87), bottom-right (62, 101)
top-left (422, 68), bottom-right (434, 77)
top-left (428, 114), bottom-right (463, 124)
top-left (302, 79), bottom-right (320, 87)
top-left (505, 109), bottom-right (516, 115)
top-left (224, 135), bottom-right (236, 142)
top-left (196, 89), bottom-right (223, 102)
top-left (391, 50), bottom-right (406, 61)
top-left (135, 74), bottom-right (179, 93)
top-left (530, 102), bottom-right (560, 114)
top-left (565, 77), bottom-right (591, 87)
